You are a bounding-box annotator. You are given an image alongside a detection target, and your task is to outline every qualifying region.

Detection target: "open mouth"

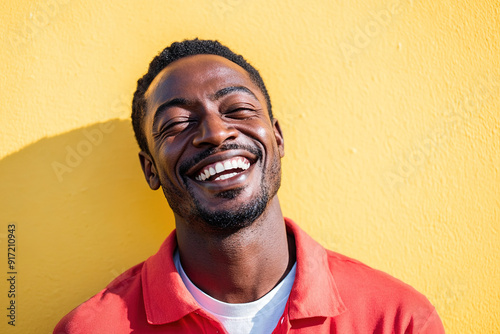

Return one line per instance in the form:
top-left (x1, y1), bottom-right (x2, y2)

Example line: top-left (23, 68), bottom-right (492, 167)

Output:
top-left (194, 156), bottom-right (251, 182)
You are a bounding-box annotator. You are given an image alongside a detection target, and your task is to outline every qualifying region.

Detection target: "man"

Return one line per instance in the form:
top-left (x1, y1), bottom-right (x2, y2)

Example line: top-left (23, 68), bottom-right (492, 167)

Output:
top-left (54, 39), bottom-right (445, 333)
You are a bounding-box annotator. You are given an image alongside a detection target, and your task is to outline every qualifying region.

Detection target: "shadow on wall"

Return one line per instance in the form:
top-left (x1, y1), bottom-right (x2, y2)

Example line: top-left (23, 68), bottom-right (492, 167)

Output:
top-left (0, 119), bottom-right (175, 333)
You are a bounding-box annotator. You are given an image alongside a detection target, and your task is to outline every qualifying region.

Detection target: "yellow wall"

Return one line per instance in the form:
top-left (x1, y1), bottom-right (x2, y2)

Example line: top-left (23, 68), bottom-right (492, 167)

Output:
top-left (1, 0), bottom-right (498, 332)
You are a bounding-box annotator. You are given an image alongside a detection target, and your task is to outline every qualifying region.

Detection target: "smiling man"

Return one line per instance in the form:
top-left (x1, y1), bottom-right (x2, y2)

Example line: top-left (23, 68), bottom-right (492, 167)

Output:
top-left (54, 39), bottom-right (445, 333)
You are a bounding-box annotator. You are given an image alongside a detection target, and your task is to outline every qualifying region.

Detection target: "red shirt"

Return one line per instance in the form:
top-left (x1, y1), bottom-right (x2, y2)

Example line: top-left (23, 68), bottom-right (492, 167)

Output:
top-left (54, 218), bottom-right (445, 333)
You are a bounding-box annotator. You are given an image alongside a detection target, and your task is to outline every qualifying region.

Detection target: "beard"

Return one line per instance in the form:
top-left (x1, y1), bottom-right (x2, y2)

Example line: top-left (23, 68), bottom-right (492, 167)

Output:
top-left (161, 145), bottom-right (282, 231)
top-left (190, 162), bottom-right (280, 230)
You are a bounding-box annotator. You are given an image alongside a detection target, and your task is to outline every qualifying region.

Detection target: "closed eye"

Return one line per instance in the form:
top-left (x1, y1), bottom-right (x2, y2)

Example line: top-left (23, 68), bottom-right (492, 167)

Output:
top-left (224, 107), bottom-right (259, 119)
top-left (154, 118), bottom-right (196, 138)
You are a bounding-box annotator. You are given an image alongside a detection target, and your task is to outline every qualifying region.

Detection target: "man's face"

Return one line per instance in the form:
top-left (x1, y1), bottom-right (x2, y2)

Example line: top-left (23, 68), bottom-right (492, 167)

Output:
top-left (140, 55), bottom-right (284, 230)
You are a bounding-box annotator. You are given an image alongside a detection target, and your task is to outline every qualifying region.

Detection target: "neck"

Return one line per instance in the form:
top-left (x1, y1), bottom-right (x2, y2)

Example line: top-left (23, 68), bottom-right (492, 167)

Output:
top-left (175, 196), bottom-right (295, 303)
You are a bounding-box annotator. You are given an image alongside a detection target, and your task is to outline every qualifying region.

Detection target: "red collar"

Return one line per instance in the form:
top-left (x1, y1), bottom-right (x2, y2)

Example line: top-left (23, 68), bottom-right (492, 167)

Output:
top-left (141, 217), bottom-right (346, 325)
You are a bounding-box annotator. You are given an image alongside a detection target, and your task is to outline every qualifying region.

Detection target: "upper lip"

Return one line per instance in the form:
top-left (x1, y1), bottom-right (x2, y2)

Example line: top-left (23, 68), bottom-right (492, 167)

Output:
top-left (184, 149), bottom-right (258, 179)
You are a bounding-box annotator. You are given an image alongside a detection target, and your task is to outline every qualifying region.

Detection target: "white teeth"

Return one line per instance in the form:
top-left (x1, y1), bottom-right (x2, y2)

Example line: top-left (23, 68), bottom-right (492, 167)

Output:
top-left (239, 160), bottom-right (249, 170)
top-left (214, 172), bottom-right (238, 181)
top-left (215, 163), bottom-right (224, 173)
top-left (195, 157), bottom-right (252, 181)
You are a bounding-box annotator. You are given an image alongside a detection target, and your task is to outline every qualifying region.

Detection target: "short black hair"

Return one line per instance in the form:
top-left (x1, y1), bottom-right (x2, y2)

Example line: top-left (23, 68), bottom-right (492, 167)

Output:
top-left (131, 38), bottom-right (273, 154)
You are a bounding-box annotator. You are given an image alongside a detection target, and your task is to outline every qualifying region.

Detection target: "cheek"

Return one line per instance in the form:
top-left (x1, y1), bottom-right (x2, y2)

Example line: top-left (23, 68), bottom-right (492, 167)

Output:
top-left (254, 126), bottom-right (279, 151)
top-left (255, 126), bottom-right (268, 138)
top-left (155, 145), bottom-right (181, 181)
top-left (160, 136), bottom-right (194, 179)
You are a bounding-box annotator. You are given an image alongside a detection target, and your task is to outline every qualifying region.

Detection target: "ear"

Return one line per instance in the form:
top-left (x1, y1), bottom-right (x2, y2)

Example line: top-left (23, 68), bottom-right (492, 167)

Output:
top-left (138, 151), bottom-right (161, 190)
top-left (272, 119), bottom-right (285, 158)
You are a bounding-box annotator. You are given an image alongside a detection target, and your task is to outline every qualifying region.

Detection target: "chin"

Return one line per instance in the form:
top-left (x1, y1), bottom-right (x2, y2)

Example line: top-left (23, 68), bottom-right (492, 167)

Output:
top-left (193, 190), bottom-right (270, 230)
top-left (214, 188), bottom-right (243, 200)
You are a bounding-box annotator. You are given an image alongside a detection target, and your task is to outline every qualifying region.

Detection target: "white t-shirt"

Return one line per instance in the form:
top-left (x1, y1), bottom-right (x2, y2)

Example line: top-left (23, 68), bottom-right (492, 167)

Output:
top-left (174, 250), bottom-right (296, 334)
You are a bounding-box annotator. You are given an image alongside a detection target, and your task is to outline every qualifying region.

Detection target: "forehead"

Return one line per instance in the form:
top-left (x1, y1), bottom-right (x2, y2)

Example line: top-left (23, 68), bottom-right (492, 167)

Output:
top-left (144, 54), bottom-right (260, 113)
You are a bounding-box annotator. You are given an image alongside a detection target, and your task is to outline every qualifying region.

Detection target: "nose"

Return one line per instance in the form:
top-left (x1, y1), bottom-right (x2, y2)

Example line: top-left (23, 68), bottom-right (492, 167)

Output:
top-left (192, 113), bottom-right (238, 147)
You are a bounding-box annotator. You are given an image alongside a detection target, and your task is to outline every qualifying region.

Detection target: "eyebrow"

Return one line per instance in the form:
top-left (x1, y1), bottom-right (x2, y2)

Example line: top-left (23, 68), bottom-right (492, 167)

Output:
top-left (152, 97), bottom-right (192, 131)
top-left (211, 86), bottom-right (259, 101)
top-left (151, 86), bottom-right (259, 130)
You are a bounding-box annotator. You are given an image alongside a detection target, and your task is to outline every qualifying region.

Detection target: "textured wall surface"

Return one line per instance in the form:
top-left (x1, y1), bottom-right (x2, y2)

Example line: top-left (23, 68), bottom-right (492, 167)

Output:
top-left (1, 0), bottom-right (498, 333)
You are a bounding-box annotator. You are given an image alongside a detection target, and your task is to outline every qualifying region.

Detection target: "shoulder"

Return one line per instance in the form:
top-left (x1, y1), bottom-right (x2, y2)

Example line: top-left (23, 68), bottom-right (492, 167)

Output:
top-left (327, 250), bottom-right (428, 303)
top-left (326, 250), bottom-right (423, 299)
top-left (53, 262), bottom-right (145, 334)
top-left (325, 250), bottom-right (443, 332)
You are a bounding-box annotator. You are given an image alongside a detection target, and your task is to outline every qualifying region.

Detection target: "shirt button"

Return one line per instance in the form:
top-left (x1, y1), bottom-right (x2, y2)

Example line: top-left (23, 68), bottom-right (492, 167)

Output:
top-left (281, 317), bottom-right (284, 324)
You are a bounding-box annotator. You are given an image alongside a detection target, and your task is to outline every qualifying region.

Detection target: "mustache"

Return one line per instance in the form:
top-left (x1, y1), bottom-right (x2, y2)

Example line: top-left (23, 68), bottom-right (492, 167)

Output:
top-left (179, 143), bottom-right (262, 176)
